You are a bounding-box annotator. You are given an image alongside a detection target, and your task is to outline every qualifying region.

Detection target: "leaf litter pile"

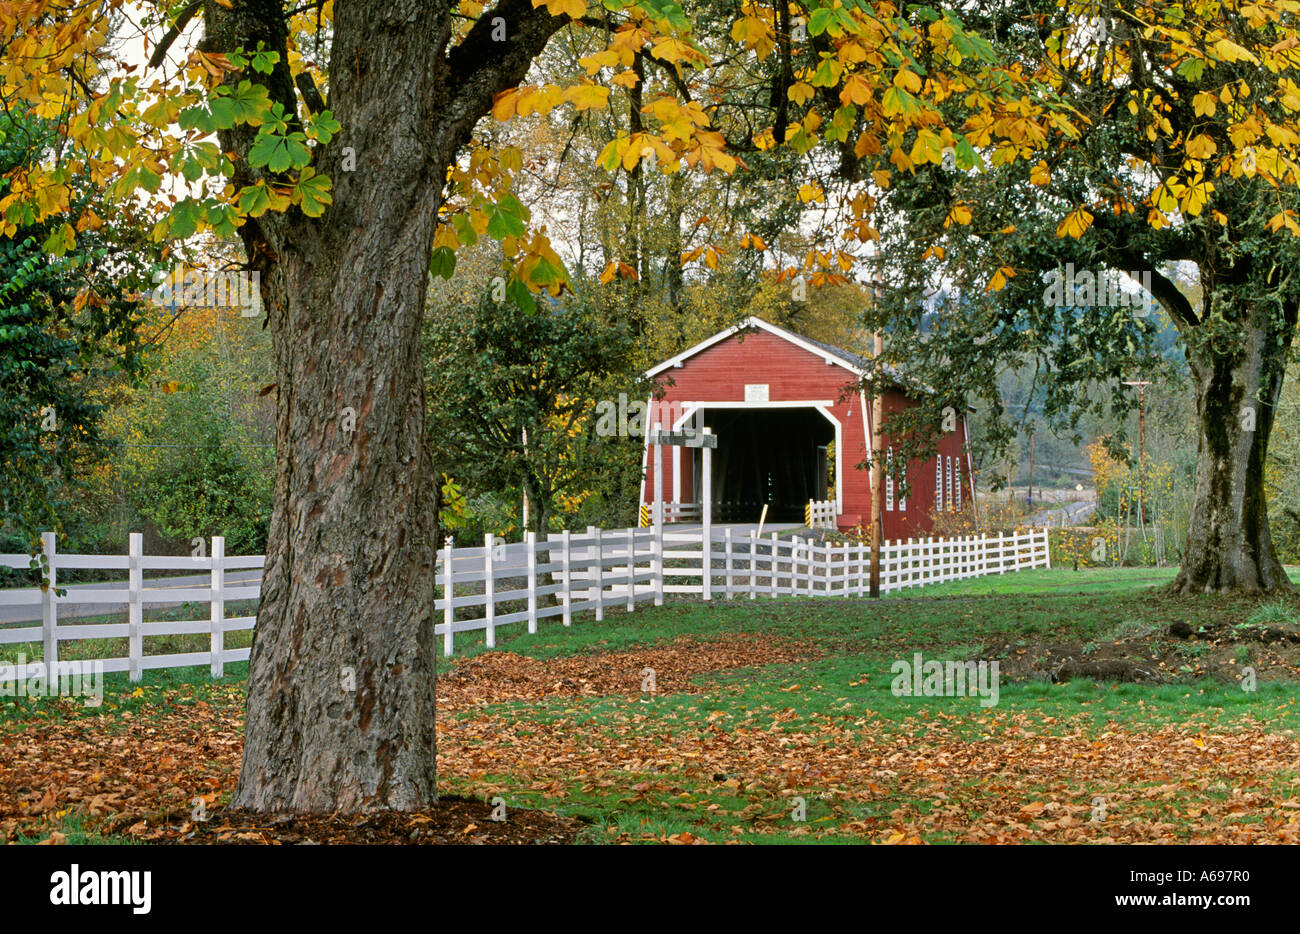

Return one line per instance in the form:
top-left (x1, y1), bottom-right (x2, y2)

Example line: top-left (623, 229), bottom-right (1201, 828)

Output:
top-left (4, 631), bottom-right (1300, 844)
top-left (980, 617), bottom-right (1300, 685)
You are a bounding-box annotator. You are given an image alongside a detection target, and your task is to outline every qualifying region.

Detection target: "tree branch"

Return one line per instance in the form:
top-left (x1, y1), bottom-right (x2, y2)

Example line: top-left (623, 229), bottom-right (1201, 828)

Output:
top-left (147, 0), bottom-right (204, 70)
top-left (443, 0), bottom-right (571, 153)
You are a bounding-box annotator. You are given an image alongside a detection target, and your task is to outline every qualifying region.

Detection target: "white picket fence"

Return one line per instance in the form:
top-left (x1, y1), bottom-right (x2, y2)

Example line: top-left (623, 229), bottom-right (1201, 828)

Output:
top-left (805, 499), bottom-right (836, 529)
top-left (0, 527), bottom-right (1050, 679)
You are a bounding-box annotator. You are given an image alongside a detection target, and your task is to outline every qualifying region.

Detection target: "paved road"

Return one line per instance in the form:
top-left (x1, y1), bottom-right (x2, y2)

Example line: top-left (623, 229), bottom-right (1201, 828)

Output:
top-left (1027, 500), bottom-right (1097, 527)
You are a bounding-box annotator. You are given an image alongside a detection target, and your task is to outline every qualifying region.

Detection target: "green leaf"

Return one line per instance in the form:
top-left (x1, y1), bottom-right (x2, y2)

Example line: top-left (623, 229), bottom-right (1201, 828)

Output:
top-left (486, 202), bottom-right (526, 239)
top-left (41, 223), bottom-right (75, 256)
top-left (207, 96), bottom-right (236, 129)
top-left (238, 184), bottom-right (270, 217)
top-left (498, 193), bottom-right (529, 222)
top-left (808, 7), bottom-right (834, 36)
top-left (293, 168), bottom-right (333, 217)
top-left (429, 246), bottom-right (457, 280)
top-left (250, 49), bottom-right (279, 74)
top-left (166, 200), bottom-right (201, 239)
top-left (249, 129), bottom-right (311, 173)
top-left (506, 275), bottom-right (536, 312)
top-left (1177, 58), bottom-right (1206, 82)
top-left (204, 201), bottom-right (240, 237)
top-left (452, 213), bottom-right (478, 247)
top-left (305, 110), bottom-right (341, 144)
top-left (226, 80), bottom-right (273, 125)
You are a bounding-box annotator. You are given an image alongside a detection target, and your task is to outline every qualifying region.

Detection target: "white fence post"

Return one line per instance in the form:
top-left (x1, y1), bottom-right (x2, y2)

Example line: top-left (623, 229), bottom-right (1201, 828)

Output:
top-left (652, 520), bottom-right (664, 607)
top-left (443, 537), bottom-right (455, 656)
top-left (702, 526), bottom-right (712, 602)
top-left (764, 533), bottom-right (774, 600)
top-left (1043, 527), bottom-right (1052, 568)
top-left (626, 527), bottom-right (636, 612)
top-left (591, 526), bottom-right (603, 622)
top-left (527, 531), bottom-right (538, 633)
top-left (483, 532), bottom-right (496, 649)
top-left (561, 529), bottom-right (572, 625)
top-left (837, 541), bottom-right (847, 596)
top-left (210, 536), bottom-right (225, 678)
top-left (724, 527), bottom-right (733, 599)
top-left (748, 529), bottom-right (757, 600)
top-left (41, 532), bottom-right (57, 675)
top-left (128, 532), bottom-right (142, 682)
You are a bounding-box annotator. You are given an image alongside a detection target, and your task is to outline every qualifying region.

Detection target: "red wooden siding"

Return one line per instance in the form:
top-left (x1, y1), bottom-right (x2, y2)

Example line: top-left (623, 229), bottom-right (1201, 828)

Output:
top-left (640, 322), bottom-right (970, 539)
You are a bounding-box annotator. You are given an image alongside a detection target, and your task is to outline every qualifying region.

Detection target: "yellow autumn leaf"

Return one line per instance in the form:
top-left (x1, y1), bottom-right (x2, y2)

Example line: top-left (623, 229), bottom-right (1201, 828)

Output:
top-left (1184, 134), bottom-right (1217, 159)
top-left (840, 75), bottom-right (873, 107)
top-left (578, 49), bottom-right (620, 75)
top-left (1056, 206), bottom-right (1094, 239)
top-left (1180, 179), bottom-right (1213, 216)
top-left (1214, 37), bottom-right (1258, 64)
top-left (893, 69), bottom-right (922, 93)
top-left (652, 37), bottom-right (698, 65)
top-left (985, 266), bottom-right (1016, 292)
top-left (944, 203), bottom-right (972, 227)
top-left (565, 84), bottom-right (610, 111)
top-left (491, 89), bottom-right (518, 122)
top-left (798, 182), bottom-right (823, 203)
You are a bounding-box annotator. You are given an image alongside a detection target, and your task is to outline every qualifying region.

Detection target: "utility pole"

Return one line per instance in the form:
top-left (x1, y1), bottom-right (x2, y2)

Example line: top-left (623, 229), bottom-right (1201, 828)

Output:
top-left (1122, 379), bottom-right (1151, 526)
top-left (1026, 427), bottom-right (1035, 509)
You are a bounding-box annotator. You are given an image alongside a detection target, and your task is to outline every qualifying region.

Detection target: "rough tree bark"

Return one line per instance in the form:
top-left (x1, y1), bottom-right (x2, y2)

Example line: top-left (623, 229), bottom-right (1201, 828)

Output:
top-left (203, 0), bottom-right (567, 813)
top-left (1170, 304), bottom-right (1294, 594)
top-left (1151, 270), bottom-right (1298, 595)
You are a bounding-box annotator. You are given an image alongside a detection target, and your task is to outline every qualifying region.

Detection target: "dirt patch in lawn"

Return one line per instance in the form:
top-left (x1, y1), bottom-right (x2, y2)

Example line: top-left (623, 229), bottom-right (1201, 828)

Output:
top-left (124, 796), bottom-right (585, 845)
top-left (979, 619), bottom-right (1300, 684)
top-left (437, 634), bottom-right (821, 710)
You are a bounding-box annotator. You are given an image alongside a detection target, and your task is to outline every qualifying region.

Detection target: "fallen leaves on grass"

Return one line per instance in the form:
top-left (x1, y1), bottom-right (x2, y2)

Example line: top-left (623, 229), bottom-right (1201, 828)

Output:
top-left (166, 797), bottom-right (584, 845)
top-left (440, 704), bottom-right (1300, 844)
top-left (438, 635), bottom-right (820, 711)
top-left (4, 632), bottom-right (1300, 845)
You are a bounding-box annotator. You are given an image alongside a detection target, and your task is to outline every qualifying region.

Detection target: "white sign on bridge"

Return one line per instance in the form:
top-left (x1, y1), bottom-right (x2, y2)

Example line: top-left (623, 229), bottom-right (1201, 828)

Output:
top-left (647, 428), bottom-right (718, 448)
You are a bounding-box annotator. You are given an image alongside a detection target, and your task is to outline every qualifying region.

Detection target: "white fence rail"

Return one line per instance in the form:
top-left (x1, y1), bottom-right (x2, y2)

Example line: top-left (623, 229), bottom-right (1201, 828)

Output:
top-left (0, 527), bottom-right (1050, 679)
top-left (804, 499), bottom-right (836, 529)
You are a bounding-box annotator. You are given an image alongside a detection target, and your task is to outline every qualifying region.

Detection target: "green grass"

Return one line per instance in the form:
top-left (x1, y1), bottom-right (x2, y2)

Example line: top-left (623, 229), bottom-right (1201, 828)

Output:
top-left (10, 565), bottom-right (1300, 844)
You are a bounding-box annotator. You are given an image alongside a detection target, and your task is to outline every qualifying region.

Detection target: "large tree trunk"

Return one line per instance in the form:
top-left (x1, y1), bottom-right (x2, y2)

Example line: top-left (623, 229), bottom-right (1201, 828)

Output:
top-left (204, 0), bottom-right (566, 813)
top-left (223, 1), bottom-right (452, 813)
top-left (1170, 306), bottom-right (1294, 594)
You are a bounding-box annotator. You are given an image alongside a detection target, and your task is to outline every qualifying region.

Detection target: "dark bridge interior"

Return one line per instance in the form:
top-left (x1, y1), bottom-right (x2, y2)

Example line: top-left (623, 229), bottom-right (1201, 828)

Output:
top-left (700, 407), bottom-right (834, 522)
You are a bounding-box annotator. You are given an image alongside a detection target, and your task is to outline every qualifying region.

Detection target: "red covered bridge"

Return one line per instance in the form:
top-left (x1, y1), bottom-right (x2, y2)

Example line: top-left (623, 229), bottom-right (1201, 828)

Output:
top-left (638, 316), bottom-right (974, 538)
